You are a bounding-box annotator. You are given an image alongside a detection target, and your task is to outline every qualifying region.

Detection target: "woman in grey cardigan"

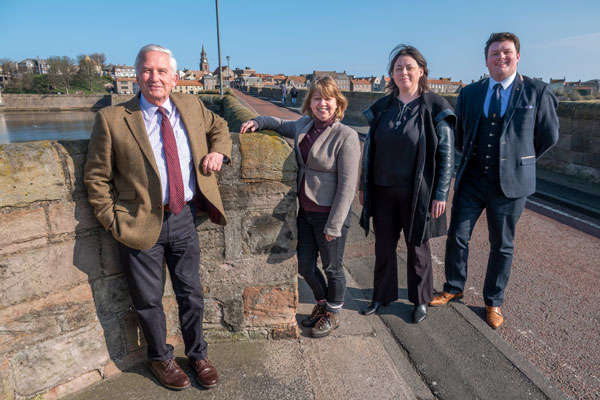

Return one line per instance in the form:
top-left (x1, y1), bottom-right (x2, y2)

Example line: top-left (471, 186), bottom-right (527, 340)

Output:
top-left (240, 76), bottom-right (360, 338)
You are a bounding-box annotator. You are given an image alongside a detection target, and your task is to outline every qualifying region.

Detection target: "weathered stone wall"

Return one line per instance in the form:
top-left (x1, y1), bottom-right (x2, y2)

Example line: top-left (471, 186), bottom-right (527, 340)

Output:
top-left (0, 119), bottom-right (299, 397)
top-left (0, 94), bottom-right (111, 111)
top-left (538, 101), bottom-right (600, 182)
top-left (246, 87), bottom-right (599, 182)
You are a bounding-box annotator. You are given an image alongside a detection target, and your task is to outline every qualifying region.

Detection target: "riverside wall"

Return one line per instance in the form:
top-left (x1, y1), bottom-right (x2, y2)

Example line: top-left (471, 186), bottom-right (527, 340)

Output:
top-left (248, 87), bottom-right (600, 183)
top-left (0, 93), bottom-right (300, 399)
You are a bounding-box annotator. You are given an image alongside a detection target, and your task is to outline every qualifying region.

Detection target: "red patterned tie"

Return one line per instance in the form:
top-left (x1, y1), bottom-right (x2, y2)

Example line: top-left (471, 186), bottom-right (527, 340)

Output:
top-left (157, 107), bottom-right (185, 215)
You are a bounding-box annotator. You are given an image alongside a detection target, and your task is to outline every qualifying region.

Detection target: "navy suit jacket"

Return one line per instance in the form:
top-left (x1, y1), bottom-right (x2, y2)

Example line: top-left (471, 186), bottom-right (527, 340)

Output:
top-left (454, 73), bottom-right (559, 198)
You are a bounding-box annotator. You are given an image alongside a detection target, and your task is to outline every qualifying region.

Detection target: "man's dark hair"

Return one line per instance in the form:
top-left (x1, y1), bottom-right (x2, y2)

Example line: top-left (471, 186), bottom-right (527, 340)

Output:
top-left (485, 32), bottom-right (520, 59)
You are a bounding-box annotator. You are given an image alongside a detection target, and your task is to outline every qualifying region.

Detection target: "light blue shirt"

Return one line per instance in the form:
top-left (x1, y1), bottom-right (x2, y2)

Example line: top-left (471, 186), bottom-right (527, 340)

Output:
top-left (483, 71), bottom-right (517, 118)
top-left (139, 94), bottom-right (196, 205)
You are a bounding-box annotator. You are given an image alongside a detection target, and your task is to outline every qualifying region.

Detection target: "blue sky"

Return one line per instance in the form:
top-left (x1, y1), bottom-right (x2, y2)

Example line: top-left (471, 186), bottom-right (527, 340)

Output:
top-left (1, 0), bottom-right (599, 83)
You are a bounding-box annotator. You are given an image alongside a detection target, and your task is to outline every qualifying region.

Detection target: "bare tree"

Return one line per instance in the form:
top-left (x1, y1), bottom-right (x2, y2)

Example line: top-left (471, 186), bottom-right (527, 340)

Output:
top-left (47, 56), bottom-right (76, 94)
top-left (90, 53), bottom-right (106, 69)
top-left (0, 58), bottom-right (18, 78)
top-left (77, 55), bottom-right (97, 91)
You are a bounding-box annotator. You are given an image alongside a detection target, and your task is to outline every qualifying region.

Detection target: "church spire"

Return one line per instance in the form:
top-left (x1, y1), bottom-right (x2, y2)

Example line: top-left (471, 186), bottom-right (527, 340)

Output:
top-left (200, 44), bottom-right (209, 72)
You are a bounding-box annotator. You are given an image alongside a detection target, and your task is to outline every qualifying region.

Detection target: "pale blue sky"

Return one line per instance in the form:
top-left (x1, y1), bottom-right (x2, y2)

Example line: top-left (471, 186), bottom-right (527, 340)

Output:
top-left (1, 0), bottom-right (599, 83)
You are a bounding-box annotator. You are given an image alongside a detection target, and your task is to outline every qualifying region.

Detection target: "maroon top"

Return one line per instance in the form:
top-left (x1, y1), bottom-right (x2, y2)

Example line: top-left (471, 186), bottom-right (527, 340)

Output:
top-left (298, 117), bottom-right (335, 212)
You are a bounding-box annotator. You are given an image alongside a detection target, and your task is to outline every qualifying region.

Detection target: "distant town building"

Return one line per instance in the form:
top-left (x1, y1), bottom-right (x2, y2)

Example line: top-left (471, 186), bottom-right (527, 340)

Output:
top-left (235, 75), bottom-right (263, 90)
top-left (254, 73), bottom-right (275, 86)
top-left (115, 78), bottom-right (139, 95)
top-left (173, 80), bottom-right (204, 94)
top-left (272, 74), bottom-right (287, 85)
top-left (284, 75), bottom-right (307, 88)
top-left (213, 66), bottom-right (234, 79)
top-left (17, 58), bottom-right (49, 74)
top-left (550, 78), bottom-right (566, 92)
top-left (203, 75), bottom-right (217, 91)
top-left (233, 67), bottom-right (256, 78)
top-left (306, 71), bottom-right (350, 91)
top-left (428, 77), bottom-right (464, 93)
top-left (108, 65), bottom-right (136, 79)
top-left (351, 78), bottom-right (371, 92)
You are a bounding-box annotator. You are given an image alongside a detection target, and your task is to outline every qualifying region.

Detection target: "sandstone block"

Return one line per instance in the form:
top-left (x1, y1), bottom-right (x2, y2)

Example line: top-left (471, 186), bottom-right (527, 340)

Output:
top-left (220, 181), bottom-right (296, 211)
top-left (0, 238), bottom-right (101, 307)
top-left (43, 369), bottom-right (102, 399)
top-left (97, 315), bottom-right (124, 358)
top-left (100, 231), bottom-right (122, 276)
top-left (243, 284), bottom-right (297, 327)
top-left (0, 141), bottom-right (68, 207)
top-left (91, 275), bottom-right (132, 318)
top-left (122, 311), bottom-right (145, 353)
top-left (0, 284), bottom-right (95, 354)
top-left (203, 298), bottom-right (224, 326)
top-left (121, 311), bottom-right (146, 353)
top-left (272, 325), bottom-right (299, 339)
top-left (216, 135), bottom-right (242, 186)
top-left (242, 211), bottom-right (295, 256)
top-left (101, 361), bottom-right (121, 379)
top-left (239, 133), bottom-right (297, 182)
top-left (0, 357), bottom-right (14, 400)
top-left (48, 200), bottom-right (99, 235)
top-left (0, 208), bottom-right (47, 255)
top-left (12, 324), bottom-right (109, 397)
top-left (198, 226), bottom-right (225, 260)
top-left (222, 296), bottom-right (245, 331)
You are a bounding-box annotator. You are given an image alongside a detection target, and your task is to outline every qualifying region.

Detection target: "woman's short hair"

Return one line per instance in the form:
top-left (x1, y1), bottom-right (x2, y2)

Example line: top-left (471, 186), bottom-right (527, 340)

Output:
top-left (135, 44), bottom-right (178, 75)
top-left (302, 75), bottom-right (348, 120)
top-left (385, 44), bottom-right (429, 96)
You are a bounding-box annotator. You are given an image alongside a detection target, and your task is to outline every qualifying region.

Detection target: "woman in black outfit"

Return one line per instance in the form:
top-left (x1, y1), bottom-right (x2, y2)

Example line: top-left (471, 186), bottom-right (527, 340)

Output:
top-left (358, 45), bottom-right (455, 323)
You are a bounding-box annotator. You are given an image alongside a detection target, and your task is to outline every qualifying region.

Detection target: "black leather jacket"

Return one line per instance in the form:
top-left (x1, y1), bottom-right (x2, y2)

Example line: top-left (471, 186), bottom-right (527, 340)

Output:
top-left (360, 92), bottom-right (455, 245)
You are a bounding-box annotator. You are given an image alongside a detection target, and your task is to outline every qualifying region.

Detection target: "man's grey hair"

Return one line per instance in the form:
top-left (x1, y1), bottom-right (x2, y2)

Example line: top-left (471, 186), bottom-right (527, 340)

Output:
top-left (134, 44), bottom-right (177, 75)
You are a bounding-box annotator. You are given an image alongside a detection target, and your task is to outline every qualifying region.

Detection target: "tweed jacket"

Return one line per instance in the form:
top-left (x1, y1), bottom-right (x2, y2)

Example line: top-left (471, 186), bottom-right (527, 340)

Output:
top-left (254, 115), bottom-right (361, 237)
top-left (454, 73), bottom-right (559, 198)
top-left (84, 93), bottom-right (232, 250)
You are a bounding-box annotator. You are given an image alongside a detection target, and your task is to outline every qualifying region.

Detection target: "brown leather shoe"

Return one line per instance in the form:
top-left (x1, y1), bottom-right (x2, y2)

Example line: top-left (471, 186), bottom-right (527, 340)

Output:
top-left (190, 358), bottom-right (219, 388)
top-left (486, 306), bottom-right (504, 329)
top-left (429, 291), bottom-right (464, 306)
top-left (149, 358), bottom-right (191, 390)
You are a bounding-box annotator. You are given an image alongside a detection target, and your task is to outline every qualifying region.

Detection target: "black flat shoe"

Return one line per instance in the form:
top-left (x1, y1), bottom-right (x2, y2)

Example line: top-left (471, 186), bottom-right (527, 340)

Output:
top-left (360, 301), bottom-right (387, 315)
top-left (413, 304), bottom-right (427, 323)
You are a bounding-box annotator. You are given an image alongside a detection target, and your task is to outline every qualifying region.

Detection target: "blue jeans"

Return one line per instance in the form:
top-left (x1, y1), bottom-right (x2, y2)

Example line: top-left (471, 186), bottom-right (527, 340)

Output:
top-left (444, 173), bottom-right (526, 306)
top-left (281, 95), bottom-right (286, 105)
top-left (296, 209), bottom-right (350, 311)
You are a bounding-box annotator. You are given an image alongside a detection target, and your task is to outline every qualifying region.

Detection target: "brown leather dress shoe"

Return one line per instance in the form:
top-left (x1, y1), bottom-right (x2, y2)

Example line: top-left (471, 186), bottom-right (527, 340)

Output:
top-left (190, 358), bottom-right (219, 388)
top-left (429, 291), bottom-right (464, 306)
top-left (149, 358), bottom-right (191, 390)
top-left (486, 306), bottom-right (504, 329)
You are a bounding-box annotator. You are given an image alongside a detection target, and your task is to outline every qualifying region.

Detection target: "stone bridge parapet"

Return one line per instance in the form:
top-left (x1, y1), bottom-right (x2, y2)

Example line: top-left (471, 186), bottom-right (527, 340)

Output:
top-left (0, 92), bottom-right (300, 398)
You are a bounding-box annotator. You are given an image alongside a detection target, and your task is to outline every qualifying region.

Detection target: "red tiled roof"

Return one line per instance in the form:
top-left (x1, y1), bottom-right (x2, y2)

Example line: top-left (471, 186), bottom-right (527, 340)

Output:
top-left (176, 81), bottom-right (203, 86)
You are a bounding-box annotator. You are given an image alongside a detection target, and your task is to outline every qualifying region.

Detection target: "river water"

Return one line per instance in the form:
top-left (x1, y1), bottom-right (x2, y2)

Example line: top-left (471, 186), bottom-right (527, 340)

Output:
top-left (0, 111), bottom-right (95, 144)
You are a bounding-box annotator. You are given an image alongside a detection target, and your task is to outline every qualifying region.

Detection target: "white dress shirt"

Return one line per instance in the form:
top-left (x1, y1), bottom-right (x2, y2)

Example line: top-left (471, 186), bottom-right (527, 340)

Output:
top-left (139, 94), bottom-right (196, 205)
top-left (483, 71), bottom-right (517, 118)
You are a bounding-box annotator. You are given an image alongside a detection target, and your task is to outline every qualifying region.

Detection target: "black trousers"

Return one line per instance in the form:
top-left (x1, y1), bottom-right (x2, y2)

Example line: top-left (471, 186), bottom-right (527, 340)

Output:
top-left (444, 173), bottom-right (526, 306)
top-left (372, 185), bottom-right (433, 305)
top-left (296, 209), bottom-right (350, 311)
top-left (117, 203), bottom-right (207, 362)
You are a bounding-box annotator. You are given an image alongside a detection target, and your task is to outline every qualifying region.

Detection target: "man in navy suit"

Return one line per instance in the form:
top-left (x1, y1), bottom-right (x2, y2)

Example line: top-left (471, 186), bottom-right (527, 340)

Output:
top-left (430, 32), bottom-right (559, 328)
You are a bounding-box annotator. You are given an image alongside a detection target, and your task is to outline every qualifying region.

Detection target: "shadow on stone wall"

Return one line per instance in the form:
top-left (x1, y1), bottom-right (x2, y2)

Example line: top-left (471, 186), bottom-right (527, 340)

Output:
top-left (0, 128), bottom-right (299, 399)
